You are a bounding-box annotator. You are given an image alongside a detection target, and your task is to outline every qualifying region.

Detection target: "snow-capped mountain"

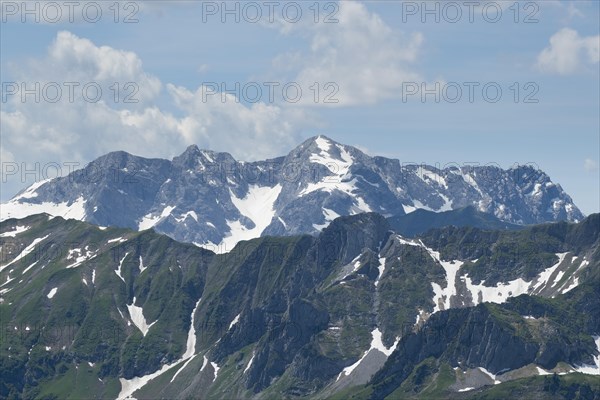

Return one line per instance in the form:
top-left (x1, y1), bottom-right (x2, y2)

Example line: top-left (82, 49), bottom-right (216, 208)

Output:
top-left (1, 136), bottom-right (584, 251)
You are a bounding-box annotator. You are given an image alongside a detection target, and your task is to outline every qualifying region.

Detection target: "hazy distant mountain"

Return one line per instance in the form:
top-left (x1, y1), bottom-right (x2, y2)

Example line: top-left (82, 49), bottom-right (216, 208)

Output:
top-left (387, 206), bottom-right (522, 237)
top-left (1, 136), bottom-right (584, 252)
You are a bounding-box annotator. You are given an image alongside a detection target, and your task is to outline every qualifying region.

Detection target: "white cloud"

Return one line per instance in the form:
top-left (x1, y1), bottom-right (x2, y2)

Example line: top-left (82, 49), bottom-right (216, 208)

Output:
top-left (536, 28), bottom-right (599, 75)
top-left (584, 158), bottom-right (599, 172)
top-left (28, 31), bottom-right (161, 105)
top-left (271, 1), bottom-right (424, 106)
top-left (1, 31), bottom-right (316, 200)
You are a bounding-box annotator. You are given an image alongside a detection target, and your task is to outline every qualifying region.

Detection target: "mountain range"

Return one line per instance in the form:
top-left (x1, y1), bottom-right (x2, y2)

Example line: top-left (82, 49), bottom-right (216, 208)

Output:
top-left (1, 211), bottom-right (598, 399)
top-left (1, 136), bottom-right (597, 400)
top-left (1, 136), bottom-right (584, 252)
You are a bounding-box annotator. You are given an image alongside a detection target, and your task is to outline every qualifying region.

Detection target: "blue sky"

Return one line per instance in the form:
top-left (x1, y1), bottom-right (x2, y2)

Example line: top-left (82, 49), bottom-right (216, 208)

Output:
top-left (1, 1), bottom-right (599, 215)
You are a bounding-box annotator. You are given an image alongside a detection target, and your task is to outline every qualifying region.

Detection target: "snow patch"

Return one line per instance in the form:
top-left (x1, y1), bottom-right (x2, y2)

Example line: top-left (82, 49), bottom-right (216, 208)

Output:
top-left (396, 236), bottom-right (421, 247)
top-left (107, 237), bottom-right (127, 244)
top-left (463, 275), bottom-right (531, 305)
top-left (210, 362), bottom-right (220, 382)
top-left (438, 194), bottom-right (453, 212)
top-left (422, 242), bottom-right (463, 313)
top-left (530, 253), bottom-right (568, 294)
top-left (175, 211), bottom-right (199, 223)
top-left (277, 217), bottom-right (287, 229)
top-left (115, 253), bottom-right (129, 283)
top-left (414, 309), bottom-right (428, 327)
top-left (65, 246), bottom-right (97, 269)
top-left (228, 313), bottom-right (241, 330)
top-left (338, 328), bottom-right (399, 379)
top-left (47, 287), bottom-right (58, 299)
top-left (200, 355), bottom-right (209, 372)
top-left (478, 367), bottom-right (501, 384)
top-left (126, 297), bottom-right (156, 337)
top-left (118, 361), bottom-right (180, 400)
top-left (244, 352), bottom-right (255, 374)
top-left (394, 241), bottom-right (573, 312)
top-left (1, 274), bottom-right (15, 287)
top-left (170, 297), bottom-right (203, 383)
top-left (138, 256), bottom-right (147, 274)
top-left (560, 259), bottom-right (589, 294)
top-left (219, 184), bottom-right (282, 251)
top-left (560, 277), bottom-right (580, 294)
top-left (324, 208), bottom-right (340, 222)
top-left (12, 179), bottom-right (52, 200)
top-left (464, 253), bottom-right (572, 305)
top-left (336, 254), bottom-right (363, 282)
top-left (463, 172), bottom-right (484, 195)
top-left (300, 177), bottom-right (370, 215)
top-left (138, 205), bottom-right (176, 230)
top-left (201, 151), bottom-right (214, 163)
top-left (1, 235), bottom-right (50, 273)
top-left (309, 137), bottom-right (355, 177)
top-left (1, 196), bottom-right (87, 222)
top-left (402, 203), bottom-right (417, 214)
top-left (21, 261), bottom-right (38, 275)
top-left (0, 225), bottom-right (30, 237)
top-left (416, 166), bottom-right (448, 189)
top-left (536, 366), bottom-right (552, 375)
top-left (411, 200), bottom-right (435, 212)
top-left (370, 328), bottom-right (398, 357)
top-left (374, 257), bottom-right (386, 287)
top-left (572, 336), bottom-right (600, 375)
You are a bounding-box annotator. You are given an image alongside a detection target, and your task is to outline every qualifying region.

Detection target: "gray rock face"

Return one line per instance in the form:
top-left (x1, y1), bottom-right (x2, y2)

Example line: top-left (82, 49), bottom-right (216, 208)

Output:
top-left (1, 136), bottom-right (584, 249)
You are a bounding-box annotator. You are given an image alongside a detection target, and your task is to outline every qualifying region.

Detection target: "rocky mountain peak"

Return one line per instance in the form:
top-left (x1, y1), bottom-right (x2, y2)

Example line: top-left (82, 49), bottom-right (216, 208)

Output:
top-left (0, 136), bottom-right (585, 251)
